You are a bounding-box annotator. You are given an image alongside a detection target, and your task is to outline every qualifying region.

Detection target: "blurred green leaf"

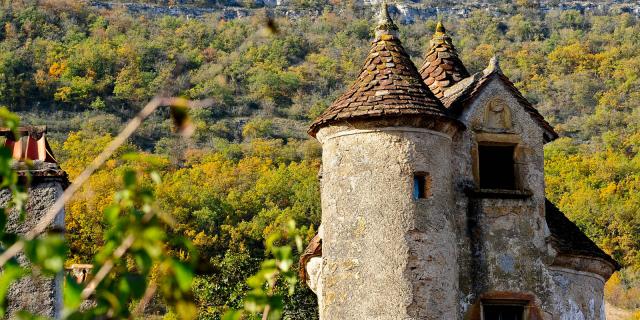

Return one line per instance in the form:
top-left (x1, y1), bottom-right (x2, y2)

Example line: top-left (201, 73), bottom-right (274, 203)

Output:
top-left (221, 309), bottom-right (244, 320)
top-left (24, 235), bottom-right (67, 275)
top-left (172, 260), bottom-right (194, 292)
top-left (0, 263), bottom-right (26, 316)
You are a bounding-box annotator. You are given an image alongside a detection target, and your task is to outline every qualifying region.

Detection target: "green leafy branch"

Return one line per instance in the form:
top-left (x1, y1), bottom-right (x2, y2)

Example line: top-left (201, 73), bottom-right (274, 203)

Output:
top-left (0, 98), bottom-right (307, 319)
top-left (62, 168), bottom-right (197, 319)
top-left (0, 99), bottom-right (205, 318)
top-left (223, 221), bottom-right (303, 320)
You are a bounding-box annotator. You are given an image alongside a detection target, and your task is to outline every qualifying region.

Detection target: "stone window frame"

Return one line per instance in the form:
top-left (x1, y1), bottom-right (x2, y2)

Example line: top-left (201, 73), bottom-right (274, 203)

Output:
top-left (412, 171), bottom-right (432, 200)
top-left (465, 292), bottom-right (544, 320)
top-left (469, 132), bottom-right (532, 199)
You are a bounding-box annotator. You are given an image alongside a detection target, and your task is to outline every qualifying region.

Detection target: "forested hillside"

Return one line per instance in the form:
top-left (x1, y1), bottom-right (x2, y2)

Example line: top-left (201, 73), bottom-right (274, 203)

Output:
top-left (2, 0), bottom-right (640, 317)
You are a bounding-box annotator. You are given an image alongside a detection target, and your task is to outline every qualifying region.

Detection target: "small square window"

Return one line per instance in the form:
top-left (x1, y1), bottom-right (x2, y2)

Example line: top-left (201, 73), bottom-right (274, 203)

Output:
top-left (478, 145), bottom-right (516, 190)
top-left (413, 173), bottom-right (431, 199)
top-left (483, 303), bottom-right (525, 320)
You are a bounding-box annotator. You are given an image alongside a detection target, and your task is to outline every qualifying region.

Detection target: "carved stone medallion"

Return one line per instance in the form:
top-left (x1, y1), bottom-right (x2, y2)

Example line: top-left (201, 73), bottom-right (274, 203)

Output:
top-left (483, 98), bottom-right (512, 132)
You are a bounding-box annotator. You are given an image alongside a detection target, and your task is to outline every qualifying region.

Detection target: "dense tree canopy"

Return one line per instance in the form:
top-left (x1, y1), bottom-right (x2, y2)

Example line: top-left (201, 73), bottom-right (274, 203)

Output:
top-left (3, 0), bottom-right (640, 316)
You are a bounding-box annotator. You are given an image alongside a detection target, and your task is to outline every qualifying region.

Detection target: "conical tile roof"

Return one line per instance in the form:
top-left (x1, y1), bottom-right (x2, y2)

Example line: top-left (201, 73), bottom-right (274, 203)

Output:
top-left (309, 3), bottom-right (449, 137)
top-left (419, 21), bottom-right (470, 99)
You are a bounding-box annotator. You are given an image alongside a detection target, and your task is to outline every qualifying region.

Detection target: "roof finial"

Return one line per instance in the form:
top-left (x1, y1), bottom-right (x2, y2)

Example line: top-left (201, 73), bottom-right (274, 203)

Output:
top-left (375, 0), bottom-right (399, 35)
top-left (431, 19), bottom-right (451, 45)
top-left (435, 19), bottom-right (446, 34)
top-left (484, 55), bottom-right (502, 75)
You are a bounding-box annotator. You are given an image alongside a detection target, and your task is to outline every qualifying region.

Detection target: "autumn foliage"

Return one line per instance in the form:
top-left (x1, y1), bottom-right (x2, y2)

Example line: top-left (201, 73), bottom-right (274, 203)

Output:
top-left (3, 0), bottom-right (640, 316)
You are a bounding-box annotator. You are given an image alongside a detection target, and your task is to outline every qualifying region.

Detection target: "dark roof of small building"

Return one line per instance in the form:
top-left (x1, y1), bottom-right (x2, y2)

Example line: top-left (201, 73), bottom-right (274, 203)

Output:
top-left (308, 3), bottom-right (449, 137)
top-left (419, 22), bottom-right (470, 99)
top-left (443, 57), bottom-right (559, 143)
top-left (545, 199), bottom-right (621, 270)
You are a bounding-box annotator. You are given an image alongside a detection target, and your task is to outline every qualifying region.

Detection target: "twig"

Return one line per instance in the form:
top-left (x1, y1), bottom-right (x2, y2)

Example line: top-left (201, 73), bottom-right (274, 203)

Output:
top-left (0, 97), bottom-right (212, 268)
top-left (81, 206), bottom-right (155, 300)
top-left (133, 280), bottom-right (158, 316)
top-left (81, 234), bottom-right (135, 300)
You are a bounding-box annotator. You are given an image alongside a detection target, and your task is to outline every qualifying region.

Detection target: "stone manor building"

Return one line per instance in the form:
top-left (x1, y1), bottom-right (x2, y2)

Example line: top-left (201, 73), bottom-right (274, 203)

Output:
top-left (300, 3), bottom-right (620, 320)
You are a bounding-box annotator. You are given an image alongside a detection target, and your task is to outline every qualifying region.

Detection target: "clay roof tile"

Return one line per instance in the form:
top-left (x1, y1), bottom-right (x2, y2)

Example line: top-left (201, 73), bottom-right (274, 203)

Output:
top-left (0, 126), bottom-right (58, 164)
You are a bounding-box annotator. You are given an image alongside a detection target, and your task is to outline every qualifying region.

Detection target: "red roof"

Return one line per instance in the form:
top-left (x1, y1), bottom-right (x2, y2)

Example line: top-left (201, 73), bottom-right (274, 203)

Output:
top-left (1, 126), bottom-right (58, 164)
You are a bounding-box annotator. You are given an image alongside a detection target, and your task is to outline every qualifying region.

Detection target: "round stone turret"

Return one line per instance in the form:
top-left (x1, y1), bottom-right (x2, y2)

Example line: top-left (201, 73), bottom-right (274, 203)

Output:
top-left (309, 3), bottom-right (461, 319)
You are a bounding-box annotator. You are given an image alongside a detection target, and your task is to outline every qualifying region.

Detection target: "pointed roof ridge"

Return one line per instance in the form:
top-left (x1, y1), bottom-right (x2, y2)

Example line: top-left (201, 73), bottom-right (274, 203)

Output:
top-left (419, 20), bottom-right (470, 99)
top-left (443, 57), bottom-right (559, 142)
top-left (435, 19), bottom-right (446, 34)
top-left (308, 7), bottom-right (452, 137)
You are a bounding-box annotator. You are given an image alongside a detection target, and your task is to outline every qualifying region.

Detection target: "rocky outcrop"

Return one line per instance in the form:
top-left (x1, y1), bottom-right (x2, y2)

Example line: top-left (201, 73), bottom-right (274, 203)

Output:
top-left (90, 1), bottom-right (640, 21)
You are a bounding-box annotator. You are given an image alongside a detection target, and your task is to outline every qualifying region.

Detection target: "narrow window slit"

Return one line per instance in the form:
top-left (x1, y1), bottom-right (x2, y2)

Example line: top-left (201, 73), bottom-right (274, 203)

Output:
top-left (413, 173), bottom-right (431, 199)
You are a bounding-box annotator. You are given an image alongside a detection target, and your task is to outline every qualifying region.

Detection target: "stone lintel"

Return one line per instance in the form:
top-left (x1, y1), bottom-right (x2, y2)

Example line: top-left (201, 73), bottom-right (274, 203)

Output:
top-left (465, 291), bottom-right (545, 320)
top-left (475, 132), bottom-right (521, 144)
top-left (466, 188), bottom-right (533, 199)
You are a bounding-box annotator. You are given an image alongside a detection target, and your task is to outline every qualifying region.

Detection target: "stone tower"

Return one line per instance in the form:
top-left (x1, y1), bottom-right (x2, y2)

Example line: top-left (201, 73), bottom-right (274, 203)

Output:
top-left (307, 4), bottom-right (463, 319)
top-left (0, 127), bottom-right (68, 319)
top-left (302, 5), bottom-right (619, 320)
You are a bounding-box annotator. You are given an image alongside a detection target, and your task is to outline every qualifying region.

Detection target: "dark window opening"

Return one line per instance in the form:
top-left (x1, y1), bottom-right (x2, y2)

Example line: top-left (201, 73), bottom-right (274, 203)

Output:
top-left (483, 304), bottom-right (524, 320)
top-left (479, 145), bottom-right (516, 190)
top-left (413, 173), bottom-right (431, 199)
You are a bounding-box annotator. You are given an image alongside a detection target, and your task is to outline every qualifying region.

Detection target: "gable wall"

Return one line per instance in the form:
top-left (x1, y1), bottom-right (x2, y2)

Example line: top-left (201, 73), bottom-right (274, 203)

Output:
top-left (452, 78), bottom-right (555, 317)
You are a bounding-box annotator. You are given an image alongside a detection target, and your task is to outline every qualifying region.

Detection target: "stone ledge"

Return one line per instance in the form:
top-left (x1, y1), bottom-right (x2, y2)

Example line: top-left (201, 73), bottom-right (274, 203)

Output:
top-left (550, 254), bottom-right (617, 281)
top-left (466, 188), bottom-right (533, 199)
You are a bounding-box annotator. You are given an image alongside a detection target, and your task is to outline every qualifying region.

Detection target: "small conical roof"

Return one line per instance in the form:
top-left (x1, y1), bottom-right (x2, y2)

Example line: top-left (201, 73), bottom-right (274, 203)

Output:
top-left (309, 2), bottom-right (449, 136)
top-left (419, 21), bottom-right (470, 99)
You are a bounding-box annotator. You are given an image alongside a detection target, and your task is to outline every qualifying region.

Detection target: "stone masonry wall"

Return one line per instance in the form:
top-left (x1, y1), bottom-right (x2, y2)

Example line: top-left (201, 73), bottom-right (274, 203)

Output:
top-left (0, 180), bottom-right (65, 319)
top-left (546, 268), bottom-right (607, 320)
top-left (453, 78), bottom-right (553, 317)
top-left (307, 75), bottom-right (610, 319)
top-left (315, 124), bottom-right (457, 320)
